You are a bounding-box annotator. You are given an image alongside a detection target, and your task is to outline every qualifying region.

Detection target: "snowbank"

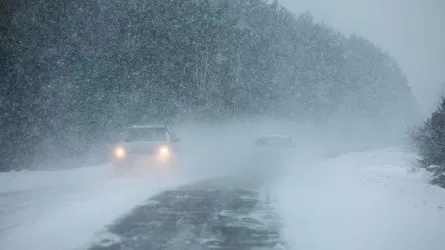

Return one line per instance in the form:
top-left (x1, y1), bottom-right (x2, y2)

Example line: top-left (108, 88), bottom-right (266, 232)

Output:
top-left (272, 147), bottom-right (445, 250)
top-left (0, 165), bottom-right (200, 250)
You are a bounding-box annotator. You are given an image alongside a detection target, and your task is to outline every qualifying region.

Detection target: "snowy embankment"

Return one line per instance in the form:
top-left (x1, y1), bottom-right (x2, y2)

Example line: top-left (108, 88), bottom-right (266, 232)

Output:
top-left (272, 147), bottom-right (445, 250)
top-left (0, 165), bottom-right (199, 250)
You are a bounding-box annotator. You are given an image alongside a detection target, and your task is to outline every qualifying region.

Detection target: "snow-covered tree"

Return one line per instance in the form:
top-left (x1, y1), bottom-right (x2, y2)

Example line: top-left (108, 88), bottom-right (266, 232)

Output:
top-left (411, 95), bottom-right (445, 187)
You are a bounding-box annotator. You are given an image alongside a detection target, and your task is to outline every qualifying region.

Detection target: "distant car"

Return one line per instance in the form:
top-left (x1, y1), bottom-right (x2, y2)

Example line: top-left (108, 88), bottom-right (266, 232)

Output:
top-left (249, 135), bottom-right (295, 184)
top-left (254, 135), bottom-right (295, 149)
top-left (110, 124), bottom-right (180, 171)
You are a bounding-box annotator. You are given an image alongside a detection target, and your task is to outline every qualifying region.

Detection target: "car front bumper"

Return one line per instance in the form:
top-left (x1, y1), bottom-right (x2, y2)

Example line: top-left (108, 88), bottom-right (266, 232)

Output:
top-left (112, 153), bottom-right (176, 168)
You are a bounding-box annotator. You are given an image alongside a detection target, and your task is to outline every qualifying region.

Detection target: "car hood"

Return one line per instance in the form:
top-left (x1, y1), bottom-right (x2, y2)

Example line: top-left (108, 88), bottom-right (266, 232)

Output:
top-left (120, 141), bottom-right (170, 154)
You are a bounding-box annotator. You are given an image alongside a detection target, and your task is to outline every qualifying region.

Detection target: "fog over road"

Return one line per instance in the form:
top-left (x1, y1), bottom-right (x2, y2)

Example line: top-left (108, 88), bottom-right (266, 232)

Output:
top-left (1, 124), bottom-right (445, 250)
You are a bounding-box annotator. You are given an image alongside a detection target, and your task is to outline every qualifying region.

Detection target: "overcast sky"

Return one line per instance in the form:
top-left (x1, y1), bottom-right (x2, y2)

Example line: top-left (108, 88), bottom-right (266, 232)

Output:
top-left (278, 0), bottom-right (445, 115)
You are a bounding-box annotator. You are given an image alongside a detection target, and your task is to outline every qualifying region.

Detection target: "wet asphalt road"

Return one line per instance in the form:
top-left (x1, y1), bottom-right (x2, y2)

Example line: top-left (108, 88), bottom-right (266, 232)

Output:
top-left (88, 178), bottom-right (287, 250)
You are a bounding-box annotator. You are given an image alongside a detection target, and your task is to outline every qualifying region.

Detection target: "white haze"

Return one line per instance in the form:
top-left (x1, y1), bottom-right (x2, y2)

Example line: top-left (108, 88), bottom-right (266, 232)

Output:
top-left (173, 118), bottom-right (407, 177)
top-left (1, 120), bottom-right (444, 250)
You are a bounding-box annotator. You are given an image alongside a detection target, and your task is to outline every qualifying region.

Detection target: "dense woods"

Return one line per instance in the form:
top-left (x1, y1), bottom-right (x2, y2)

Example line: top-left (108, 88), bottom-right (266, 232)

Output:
top-left (1, 0), bottom-right (417, 170)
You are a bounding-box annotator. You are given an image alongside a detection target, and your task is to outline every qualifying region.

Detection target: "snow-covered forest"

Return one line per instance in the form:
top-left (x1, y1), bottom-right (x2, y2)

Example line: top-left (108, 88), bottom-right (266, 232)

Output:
top-left (0, 0), bottom-right (418, 171)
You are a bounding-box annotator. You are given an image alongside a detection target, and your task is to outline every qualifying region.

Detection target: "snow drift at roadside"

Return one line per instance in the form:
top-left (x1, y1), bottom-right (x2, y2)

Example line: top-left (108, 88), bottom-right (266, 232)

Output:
top-left (271, 147), bottom-right (445, 250)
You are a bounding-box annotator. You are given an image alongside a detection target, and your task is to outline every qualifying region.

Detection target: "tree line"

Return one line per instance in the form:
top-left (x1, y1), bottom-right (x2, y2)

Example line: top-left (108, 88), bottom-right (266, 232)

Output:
top-left (0, 0), bottom-right (418, 170)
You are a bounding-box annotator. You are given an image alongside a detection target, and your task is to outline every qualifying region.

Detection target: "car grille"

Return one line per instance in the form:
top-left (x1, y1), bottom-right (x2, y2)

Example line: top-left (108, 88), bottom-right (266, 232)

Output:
top-left (129, 147), bottom-right (158, 156)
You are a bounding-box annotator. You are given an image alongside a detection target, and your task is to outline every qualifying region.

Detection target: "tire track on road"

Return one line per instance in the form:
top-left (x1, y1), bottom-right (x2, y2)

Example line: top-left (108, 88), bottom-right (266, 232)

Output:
top-left (89, 179), bottom-right (287, 250)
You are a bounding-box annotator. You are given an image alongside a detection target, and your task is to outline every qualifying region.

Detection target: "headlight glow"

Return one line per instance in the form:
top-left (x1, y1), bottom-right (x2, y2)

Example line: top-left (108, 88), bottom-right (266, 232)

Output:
top-left (114, 146), bottom-right (126, 159)
top-left (158, 145), bottom-right (170, 158)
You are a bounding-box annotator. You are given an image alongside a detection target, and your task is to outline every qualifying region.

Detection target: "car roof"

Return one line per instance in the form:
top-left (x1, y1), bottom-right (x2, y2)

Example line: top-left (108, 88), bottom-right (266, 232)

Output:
top-left (128, 124), bottom-right (167, 129)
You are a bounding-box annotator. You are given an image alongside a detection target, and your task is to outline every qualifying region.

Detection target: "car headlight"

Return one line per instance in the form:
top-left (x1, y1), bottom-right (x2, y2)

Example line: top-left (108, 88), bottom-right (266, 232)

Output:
top-left (158, 145), bottom-right (171, 159)
top-left (113, 146), bottom-right (126, 159)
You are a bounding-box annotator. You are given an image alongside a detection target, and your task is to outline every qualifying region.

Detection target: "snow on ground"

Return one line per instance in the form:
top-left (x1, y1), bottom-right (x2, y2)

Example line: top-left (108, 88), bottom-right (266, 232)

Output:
top-left (2, 143), bottom-right (444, 250)
top-left (0, 164), bottom-right (201, 250)
top-left (271, 147), bottom-right (445, 250)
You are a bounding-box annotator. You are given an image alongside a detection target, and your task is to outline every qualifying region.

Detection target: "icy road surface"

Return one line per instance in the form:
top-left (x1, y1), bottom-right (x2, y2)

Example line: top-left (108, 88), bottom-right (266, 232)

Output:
top-left (272, 147), bottom-right (445, 250)
top-left (88, 178), bottom-right (286, 250)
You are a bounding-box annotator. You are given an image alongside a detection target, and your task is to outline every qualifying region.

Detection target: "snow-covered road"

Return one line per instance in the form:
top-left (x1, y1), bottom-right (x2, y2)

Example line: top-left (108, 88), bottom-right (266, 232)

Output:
top-left (0, 165), bottom-right (201, 250)
top-left (1, 146), bottom-right (444, 250)
top-left (272, 147), bottom-right (445, 250)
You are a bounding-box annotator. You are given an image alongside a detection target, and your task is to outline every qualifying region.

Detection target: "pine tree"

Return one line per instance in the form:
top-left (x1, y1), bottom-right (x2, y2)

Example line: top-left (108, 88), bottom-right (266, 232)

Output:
top-left (411, 95), bottom-right (445, 187)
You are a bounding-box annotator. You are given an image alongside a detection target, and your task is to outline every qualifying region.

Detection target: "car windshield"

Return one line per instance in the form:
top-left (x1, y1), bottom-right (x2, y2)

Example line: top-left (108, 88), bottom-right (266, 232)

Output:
top-left (123, 127), bottom-right (168, 142)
